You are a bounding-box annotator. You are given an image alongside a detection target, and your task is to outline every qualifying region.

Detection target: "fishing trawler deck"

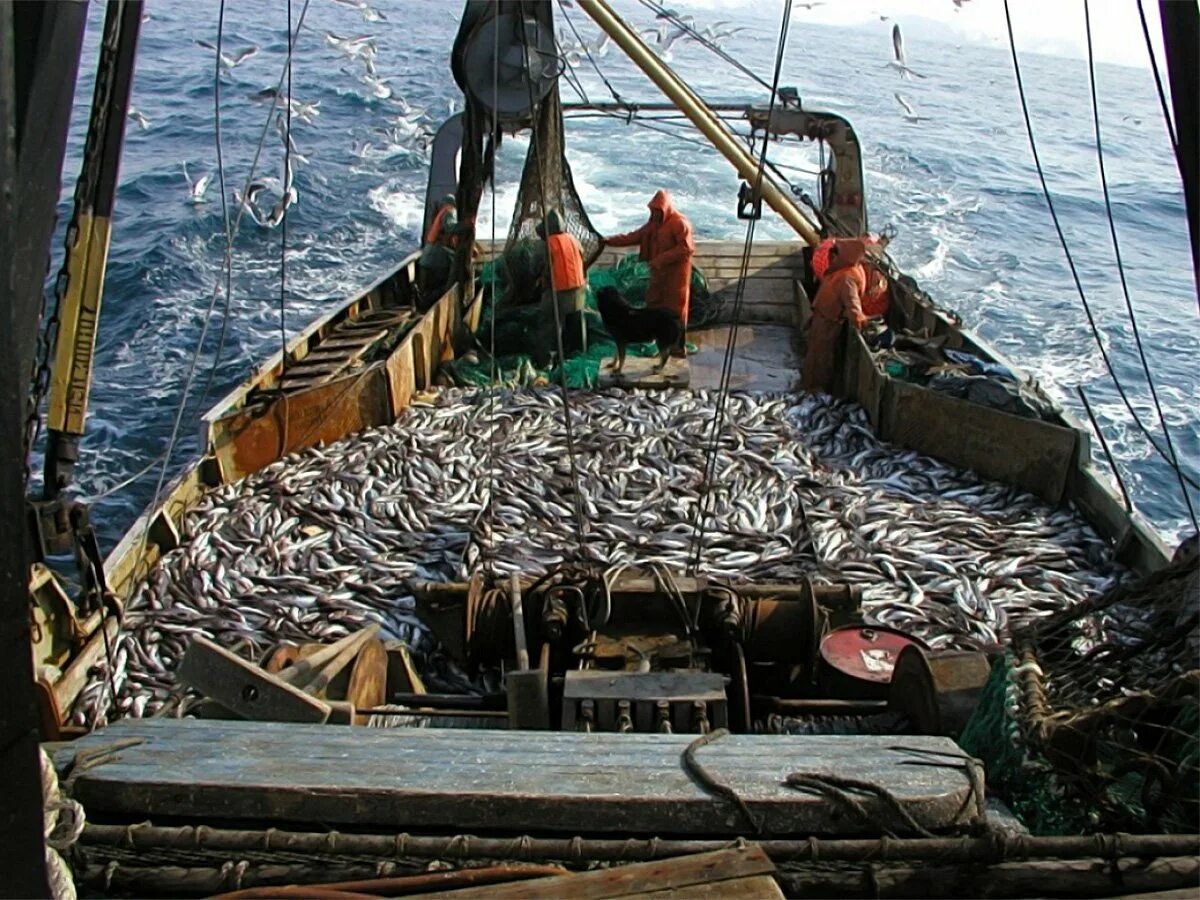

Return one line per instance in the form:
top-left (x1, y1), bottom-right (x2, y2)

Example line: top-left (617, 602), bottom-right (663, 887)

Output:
top-left (16, 0), bottom-right (1198, 894)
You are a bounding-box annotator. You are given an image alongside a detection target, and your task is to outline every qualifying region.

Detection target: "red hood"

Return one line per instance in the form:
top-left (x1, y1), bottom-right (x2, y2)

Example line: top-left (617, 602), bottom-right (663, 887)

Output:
top-left (647, 189), bottom-right (678, 222)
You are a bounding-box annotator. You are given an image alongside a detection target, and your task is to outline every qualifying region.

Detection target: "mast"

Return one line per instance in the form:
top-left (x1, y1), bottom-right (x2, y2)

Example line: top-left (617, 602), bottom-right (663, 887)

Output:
top-left (575, 0), bottom-right (820, 246)
top-left (1, 1), bottom-right (89, 893)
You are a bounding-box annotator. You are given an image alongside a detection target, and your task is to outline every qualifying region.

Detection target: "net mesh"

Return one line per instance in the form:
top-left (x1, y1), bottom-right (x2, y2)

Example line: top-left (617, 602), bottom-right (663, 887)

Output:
top-left (960, 545), bottom-right (1199, 835)
top-left (506, 82), bottom-right (604, 269)
top-left (445, 252), bottom-right (707, 390)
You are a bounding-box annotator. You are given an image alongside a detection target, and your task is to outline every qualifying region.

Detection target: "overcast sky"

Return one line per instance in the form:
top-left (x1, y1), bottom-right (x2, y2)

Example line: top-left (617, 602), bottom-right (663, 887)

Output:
top-left (663, 0), bottom-right (1171, 69)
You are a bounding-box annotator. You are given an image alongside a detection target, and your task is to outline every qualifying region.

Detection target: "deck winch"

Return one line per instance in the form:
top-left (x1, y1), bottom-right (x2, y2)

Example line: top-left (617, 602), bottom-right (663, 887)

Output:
top-left (413, 570), bottom-right (989, 736)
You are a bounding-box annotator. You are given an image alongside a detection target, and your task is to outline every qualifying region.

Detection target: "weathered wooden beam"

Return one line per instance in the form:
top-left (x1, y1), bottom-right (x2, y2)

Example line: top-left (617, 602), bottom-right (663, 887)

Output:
top-left (178, 638), bottom-right (331, 724)
top-left (57, 720), bottom-right (977, 835)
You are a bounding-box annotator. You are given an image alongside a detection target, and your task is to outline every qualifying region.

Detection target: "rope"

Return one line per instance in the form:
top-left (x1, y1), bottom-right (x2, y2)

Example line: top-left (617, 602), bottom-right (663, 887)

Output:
top-left (279, 0), bottom-right (293, 372)
top-left (1084, 0), bottom-right (1195, 530)
top-left (135, 0), bottom-right (314, 594)
top-left (485, 0), bottom-right (500, 581)
top-left (517, 2), bottom-right (588, 555)
top-left (688, 0), bottom-right (792, 575)
top-left (1135, 0), bottom-right (1179, 155)
top-left (1001, 0), bottom-right (1198, 497)
top-left (783, 771), bottom-right (936, 839)
top-left (681, 728), bottom-right (763, 834)
top-left (41, 748), bottom-right (84, 900)
top-left (200, 0), bottom-right (235, 413)
top-left (200, 0), bottom-right (314, 409)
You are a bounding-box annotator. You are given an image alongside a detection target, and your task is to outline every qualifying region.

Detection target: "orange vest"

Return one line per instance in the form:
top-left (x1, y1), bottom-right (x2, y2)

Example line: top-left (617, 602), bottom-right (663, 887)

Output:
top-left (546, 233), bottom-right (585, 291)
top-left (425, 204), bottom-right (456, 247)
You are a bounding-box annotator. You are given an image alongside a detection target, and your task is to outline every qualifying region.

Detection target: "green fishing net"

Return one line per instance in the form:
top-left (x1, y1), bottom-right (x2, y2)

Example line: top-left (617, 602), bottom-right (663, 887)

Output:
top-left (960, 654), bottom-right (1200, 835)
top-left (441, 250), bottom-right (709, 390)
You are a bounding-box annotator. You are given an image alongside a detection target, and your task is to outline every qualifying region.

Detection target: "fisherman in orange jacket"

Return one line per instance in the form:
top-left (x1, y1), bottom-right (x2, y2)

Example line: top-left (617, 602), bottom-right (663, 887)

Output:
top-left (604, 190), bottom-right (695, 346)
top-left (802, 238), bottom-right (870, 394)
top-left (417, 193), bottom-right (462, 308)
top-left (536, 209), bottom-right (588, 359)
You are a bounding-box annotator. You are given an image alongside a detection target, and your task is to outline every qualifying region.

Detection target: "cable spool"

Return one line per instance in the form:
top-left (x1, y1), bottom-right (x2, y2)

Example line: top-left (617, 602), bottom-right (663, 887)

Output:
top-left (457, 10), bottom-right (557, 124)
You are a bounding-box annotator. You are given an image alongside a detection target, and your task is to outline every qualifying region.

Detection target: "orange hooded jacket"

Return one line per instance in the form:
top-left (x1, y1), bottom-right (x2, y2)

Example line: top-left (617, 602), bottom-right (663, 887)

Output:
top-left (606, 189), bottom-right (695, 325)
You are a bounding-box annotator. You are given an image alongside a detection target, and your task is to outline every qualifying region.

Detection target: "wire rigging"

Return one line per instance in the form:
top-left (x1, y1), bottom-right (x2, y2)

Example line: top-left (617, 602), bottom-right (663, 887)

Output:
top-left (486, 7), bottom-right (501, 580)
top-left (1001, 0), bottom-right (1199, 497)
top-left (518, 3), bottom-right (589, 555)
top-left (689, 0), bottom-right (794, 575)
top-left (1135, 0), bottom-right (1178, 154)
top-left (557, 0), bottom-right (624, 105)
top-left (280, 0), bottom-right (293, 370)
top-left (1083, 0), bottom-right (1195, 529)
top-left (205, 0), bottom-right (235, 412)
top-left (638, 0), bottom-right (777, 98)
top-left (138, 0), bottom-right (314, 578)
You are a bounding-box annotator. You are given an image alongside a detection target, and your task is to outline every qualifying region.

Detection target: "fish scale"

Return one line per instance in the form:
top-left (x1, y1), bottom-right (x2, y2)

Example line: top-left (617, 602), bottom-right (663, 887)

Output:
top-left (76, 387), bottom-right (1130, 727)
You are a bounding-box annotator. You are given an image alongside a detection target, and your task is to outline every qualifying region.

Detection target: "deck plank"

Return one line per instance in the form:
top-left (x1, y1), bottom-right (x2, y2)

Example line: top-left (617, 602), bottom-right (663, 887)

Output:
top-left (57, 720), bottom-right (977, 836)
top-left (632, 874), bottom-right (785, 899)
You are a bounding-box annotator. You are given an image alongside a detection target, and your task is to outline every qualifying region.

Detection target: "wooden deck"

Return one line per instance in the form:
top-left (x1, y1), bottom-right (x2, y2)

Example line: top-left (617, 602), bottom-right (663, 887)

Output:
top-left (57, 719), bottom-right (978, 836)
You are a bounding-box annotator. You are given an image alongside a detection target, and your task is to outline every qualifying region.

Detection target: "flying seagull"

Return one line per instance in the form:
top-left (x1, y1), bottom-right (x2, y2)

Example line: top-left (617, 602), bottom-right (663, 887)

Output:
top-left (894, 93), bottom-right (925, 123)
top-left (127, 106), bottom-right (151, 130)
top-left (182, 162), bottom-right (213, 204)
top-left (888, 24), bottom-right (926, 79)
top-left (195, 39), bottom-right (260, 70)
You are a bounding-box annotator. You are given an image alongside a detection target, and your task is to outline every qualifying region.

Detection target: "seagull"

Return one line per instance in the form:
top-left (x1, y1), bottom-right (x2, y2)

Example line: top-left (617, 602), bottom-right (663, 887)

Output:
top-left (325, 31), bottom-right (377, 64)
top-left (796, 1), bottom-right (825, 9)
top-left (182, 162), bottom-right (213, 204)
top-left (888, 24), bottom-right (926, 79)
top-left (127, 106), bottom-right (151, 130)
top-left (249, 88), bottom-right (321, 124)
top-left (274, 113), bottom-right (310, 164)
top-left (265, 157), bottom-right (298, 228)
top-left (894, 93), bottom-right (925, 123)
top-left (361, 73), bottom-right (393, 100)
top-left (234, 157), bottom-right (297, 229)
top-left (1121, 114), bottom-right (1143, 125)
top-left (233, 181), bottom-right (269, 227)
top-left (333, 0), bottom-right (386, 23)
top-left (195, 39), bottom-right (260, 70)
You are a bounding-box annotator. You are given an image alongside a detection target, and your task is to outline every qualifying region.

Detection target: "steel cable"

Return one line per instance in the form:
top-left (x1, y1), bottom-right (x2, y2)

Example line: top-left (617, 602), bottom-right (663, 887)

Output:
top-left (1083, 0), bottom-right (1195, 530)
top-left (138, 0), bottom-right (313, 585)
top-left (517, 3), bottom-right (589, 555)
top-left (638, 0), bottom-right (776, 98)
top-left (1001, 0), bottom-right (1199, 497)
top-left (689, 0), bottom-right (793, 575)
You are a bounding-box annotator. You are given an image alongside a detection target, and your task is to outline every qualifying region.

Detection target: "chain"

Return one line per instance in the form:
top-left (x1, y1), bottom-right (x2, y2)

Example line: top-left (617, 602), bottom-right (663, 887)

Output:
top-left (24, 4), bottom-right (127, 486)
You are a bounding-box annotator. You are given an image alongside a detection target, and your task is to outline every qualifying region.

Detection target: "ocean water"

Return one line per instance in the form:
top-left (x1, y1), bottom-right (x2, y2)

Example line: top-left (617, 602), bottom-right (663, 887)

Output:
top-left (41, 0), bottom-right (1198, 551)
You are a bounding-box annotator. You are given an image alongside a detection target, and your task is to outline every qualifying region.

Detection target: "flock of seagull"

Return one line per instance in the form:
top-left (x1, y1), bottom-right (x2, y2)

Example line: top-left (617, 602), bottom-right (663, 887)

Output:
top-left (151, 0), bottom-right (434, 230)
top-left (146, 1), bottom-right (950, 225)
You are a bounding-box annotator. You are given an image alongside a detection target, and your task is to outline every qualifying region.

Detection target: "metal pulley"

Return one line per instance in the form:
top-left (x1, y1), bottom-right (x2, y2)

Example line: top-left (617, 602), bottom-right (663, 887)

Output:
top-left (456, 5), bottom-right (557, 126)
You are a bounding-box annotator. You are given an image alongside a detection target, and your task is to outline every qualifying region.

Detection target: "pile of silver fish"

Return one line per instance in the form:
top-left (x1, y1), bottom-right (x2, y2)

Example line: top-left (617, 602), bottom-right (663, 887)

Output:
top-left (76, 387), bottom-right (1128, 726)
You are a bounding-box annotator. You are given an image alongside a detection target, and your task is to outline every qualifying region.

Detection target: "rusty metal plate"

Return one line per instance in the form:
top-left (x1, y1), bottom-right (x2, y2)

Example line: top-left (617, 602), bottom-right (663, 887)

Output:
top-left (820, 625), bottom-right (924, 685)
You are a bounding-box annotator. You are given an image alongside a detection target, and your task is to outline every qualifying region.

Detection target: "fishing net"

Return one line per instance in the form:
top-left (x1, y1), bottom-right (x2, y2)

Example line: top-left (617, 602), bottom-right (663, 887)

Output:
top-left (506, 82), bottom-right (604, 270)
top-left (960, 544), bottom-right (1199, 835)
top-left (442, 252), bottom-right (707, 390)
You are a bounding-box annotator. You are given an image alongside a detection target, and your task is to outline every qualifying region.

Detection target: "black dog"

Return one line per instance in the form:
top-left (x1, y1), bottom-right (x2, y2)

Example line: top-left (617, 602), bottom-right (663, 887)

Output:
top-left (595, 286), bottom-right (684, 374)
